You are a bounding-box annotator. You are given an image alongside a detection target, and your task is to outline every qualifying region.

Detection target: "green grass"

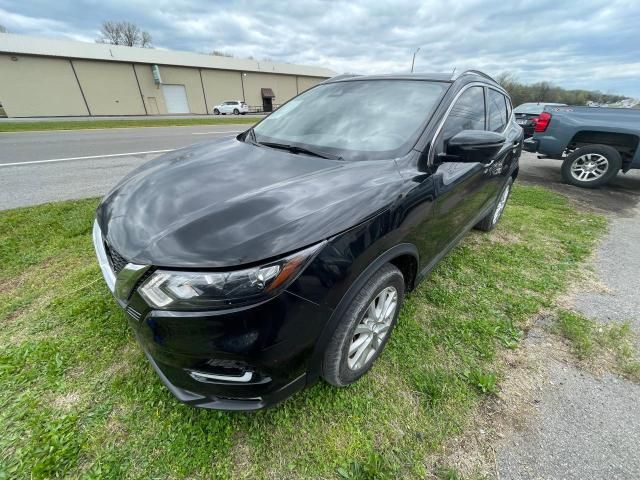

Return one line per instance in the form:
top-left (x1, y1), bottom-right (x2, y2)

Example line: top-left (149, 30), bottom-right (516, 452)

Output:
top-left (555, 310), bottom-right (640, 380)
top-left (0, 185), bottom-right (606, 479)
top-left (0, 117), bottom-right (257, 133)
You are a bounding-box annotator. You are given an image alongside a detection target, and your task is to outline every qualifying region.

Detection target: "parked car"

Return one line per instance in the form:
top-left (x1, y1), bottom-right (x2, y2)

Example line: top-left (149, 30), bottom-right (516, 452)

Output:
top-left (524, 106), bottom-right (640, 187)
top-left (212, 100), bottom-right (249, 115)
top-left (93, 71), bottom-right (523, 410)
top-left (513, 102), bottom-right (567, 137)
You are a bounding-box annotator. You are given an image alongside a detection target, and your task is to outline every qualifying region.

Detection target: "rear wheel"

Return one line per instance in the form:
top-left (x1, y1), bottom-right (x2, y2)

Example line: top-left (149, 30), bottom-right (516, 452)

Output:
top-left (475, 177), bottom-right (513, 232)
top-left (233, 108), bottom-right (240, 115)
top-left (561, 144), bottom-right (621, 188)
top-left (323, 264), bottom-right (405, 386)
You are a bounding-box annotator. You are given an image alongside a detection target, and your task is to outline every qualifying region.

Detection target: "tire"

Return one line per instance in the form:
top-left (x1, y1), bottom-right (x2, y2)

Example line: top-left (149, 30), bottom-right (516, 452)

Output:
top-left (213, 108), bottom-right (220, 115)
top-left (322, 264), bottom-right (405, 387)
top-left (233, 109), bottom-right (240, 115)
top-left (561, 144), bottom-right (621, 188)
top-left (475, 177), bottom-right (513, 232)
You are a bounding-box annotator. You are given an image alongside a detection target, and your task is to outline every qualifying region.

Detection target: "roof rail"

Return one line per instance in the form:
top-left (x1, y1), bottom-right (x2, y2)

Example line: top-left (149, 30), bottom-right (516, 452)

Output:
top-left (321, 73), bottom-right (361, 83)
top-left (454, 70), bottom-right (498, 84)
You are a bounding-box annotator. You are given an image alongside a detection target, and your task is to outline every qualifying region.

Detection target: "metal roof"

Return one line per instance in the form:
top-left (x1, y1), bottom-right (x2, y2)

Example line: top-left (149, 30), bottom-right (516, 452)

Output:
top-left (0, 33), bottom-right (335, 78)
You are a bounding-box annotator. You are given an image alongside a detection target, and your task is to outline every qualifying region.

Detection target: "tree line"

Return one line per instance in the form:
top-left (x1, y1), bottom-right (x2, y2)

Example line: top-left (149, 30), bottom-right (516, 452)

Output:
top-left (495, 72), bottom-right (627, 107)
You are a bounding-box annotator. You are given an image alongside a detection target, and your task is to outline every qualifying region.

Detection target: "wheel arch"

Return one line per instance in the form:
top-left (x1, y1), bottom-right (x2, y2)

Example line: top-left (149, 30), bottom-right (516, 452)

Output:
top-left (569, 131), bottom-right (639, 168)
top-left (307, 243), bottom-right (418, 382)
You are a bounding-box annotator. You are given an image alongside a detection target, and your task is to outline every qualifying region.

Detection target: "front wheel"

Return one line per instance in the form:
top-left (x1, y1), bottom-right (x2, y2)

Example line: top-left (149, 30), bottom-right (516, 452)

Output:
top-left (475, 177), bottom-right (513, 232)
top-left (323, 264), bottom-right (405, 386)
top-left (561, 144), bottom-right (621, 188)
top-left (213, 108), bottom-right (220, 115)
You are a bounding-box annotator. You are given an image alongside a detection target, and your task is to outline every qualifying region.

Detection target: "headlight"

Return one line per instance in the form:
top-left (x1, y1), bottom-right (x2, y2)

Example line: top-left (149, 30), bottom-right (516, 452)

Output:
top-left (138, 242), bottom-right (325, 310)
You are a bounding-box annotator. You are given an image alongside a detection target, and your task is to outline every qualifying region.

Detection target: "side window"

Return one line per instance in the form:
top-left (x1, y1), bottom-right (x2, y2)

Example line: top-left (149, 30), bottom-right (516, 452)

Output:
top-left (487, 89), bottom-right (507, 132)
top-left (440, 86), bottom-right (485, 145)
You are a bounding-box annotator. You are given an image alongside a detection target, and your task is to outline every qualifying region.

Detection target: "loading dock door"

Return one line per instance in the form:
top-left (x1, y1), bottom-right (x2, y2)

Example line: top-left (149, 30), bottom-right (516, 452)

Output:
top-left (162, 84), bottom-right (190, 114)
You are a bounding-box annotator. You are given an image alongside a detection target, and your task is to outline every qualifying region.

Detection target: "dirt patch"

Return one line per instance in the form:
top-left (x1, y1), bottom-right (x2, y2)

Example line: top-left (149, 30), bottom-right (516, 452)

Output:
top-left (518, 153), bottom-right (640, 217)
top-left (51, 391), bottom-right (84, 411)
top-left (427, 311), bottom-right (588, 478)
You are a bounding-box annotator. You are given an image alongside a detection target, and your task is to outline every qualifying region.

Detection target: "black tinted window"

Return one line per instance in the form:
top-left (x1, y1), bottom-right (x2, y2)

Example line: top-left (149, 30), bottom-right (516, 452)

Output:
top-left (487, 89), bottom-right (507, 132)
top-left (441, 86), bottom-right (485, 143)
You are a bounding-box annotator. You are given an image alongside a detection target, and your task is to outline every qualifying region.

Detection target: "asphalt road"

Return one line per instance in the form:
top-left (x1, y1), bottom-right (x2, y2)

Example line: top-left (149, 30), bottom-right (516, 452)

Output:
top-left (2, 129), bottom-right (640, 210)
top-left (0, 124), bottom-right (250, 165)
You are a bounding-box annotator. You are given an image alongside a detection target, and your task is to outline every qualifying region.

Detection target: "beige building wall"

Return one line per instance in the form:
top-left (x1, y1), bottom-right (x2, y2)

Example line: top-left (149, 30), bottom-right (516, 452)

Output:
top-left (72, 60), bottom-right (145, 115)
top-left (157, 65), bottom-right (207, 114)
top-left (0, 54), bottom-right (88, 117)
top-left (297, 76), bottom-right (324, 94)
top-left (134, 63), bottom-right (167, 115)
top-left (241, 72), bottom-right (298, 107)
top-left (201, 69), bottom-right (244, 110)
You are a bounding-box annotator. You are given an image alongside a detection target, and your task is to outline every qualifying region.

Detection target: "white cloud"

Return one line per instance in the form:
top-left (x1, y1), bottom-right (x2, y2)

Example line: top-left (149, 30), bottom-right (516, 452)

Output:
top-left (1, 0), bottom-right (639, 96)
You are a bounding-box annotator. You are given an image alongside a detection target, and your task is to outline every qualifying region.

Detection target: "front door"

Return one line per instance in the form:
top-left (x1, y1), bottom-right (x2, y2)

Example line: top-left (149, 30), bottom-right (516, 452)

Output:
top-left (431, 85), bottom-right (494, 240)
top-left (405, 85), bottom-right (493, 273)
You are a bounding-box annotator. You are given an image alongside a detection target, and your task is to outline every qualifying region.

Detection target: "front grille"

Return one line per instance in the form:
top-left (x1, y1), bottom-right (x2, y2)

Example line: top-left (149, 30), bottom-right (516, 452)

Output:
top-left (105, 243), bottom-right (127, 275)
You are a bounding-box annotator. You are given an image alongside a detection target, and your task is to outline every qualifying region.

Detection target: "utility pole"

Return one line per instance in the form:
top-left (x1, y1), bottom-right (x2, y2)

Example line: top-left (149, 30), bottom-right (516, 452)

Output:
top-left (411, 47), bottom-right (421, 73)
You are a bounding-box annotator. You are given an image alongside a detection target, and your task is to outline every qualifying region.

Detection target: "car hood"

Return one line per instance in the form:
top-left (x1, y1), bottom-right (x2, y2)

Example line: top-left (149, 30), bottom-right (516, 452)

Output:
top-left (97, 137), bottom-right (405, 268)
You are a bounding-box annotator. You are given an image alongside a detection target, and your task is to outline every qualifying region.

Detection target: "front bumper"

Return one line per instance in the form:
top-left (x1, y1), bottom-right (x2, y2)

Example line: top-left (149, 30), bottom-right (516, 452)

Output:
top-left (92, 220), bottom-right (332, 410)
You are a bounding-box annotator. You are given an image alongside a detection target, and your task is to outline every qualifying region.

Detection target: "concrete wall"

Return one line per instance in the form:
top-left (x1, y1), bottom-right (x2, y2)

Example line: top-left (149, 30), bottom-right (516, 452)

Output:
top-left (134, 63), bottom-right (167, 115)
top-left (72, 60), bottom-right (145, 115)
top-left (241, 72), bottom-right (298, 107)
top-left (0, 53), bottom-right (329, 117)
top-left (297, 75), bottom-right (324, 94)
top-left (0, 54), bottom-right (88, 117)
top-left (201, 69), bottom-right (244, 111)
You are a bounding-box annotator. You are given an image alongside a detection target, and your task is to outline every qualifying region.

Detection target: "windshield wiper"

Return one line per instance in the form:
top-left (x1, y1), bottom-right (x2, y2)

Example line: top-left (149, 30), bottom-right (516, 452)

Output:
top-left (257, 141), bottom-right (343, 161)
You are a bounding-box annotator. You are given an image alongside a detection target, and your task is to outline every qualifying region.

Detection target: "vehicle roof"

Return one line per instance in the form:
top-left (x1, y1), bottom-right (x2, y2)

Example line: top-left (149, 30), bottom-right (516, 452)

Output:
top-left (325, 70), bottom-right (500, 87)
top-left (327, 73), bottom-right (453, 83)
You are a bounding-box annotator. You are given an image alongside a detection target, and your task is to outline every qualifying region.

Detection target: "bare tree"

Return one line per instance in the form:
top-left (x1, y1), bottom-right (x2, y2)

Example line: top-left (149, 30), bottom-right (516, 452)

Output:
top-left (211, 50), bottom-right (234, 57)
top-left (96, 21), bottom-right (152, 47)
top-left (0, 24), bottom-right (7, 33)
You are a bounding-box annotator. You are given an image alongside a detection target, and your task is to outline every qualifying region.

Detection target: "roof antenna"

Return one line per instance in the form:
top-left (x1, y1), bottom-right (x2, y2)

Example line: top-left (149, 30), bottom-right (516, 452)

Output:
top-left (451, 67), bottom-right (456, 78)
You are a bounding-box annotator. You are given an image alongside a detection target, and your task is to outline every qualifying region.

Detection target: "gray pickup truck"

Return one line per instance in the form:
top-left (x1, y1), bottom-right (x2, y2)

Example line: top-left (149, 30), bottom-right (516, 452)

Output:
top-left (523, 106), bottom-right (640, 188)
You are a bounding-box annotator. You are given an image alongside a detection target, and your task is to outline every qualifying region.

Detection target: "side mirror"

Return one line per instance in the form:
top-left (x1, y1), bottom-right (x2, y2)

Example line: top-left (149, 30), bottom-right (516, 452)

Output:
top-left (439, 130), bottom-right (506, 164)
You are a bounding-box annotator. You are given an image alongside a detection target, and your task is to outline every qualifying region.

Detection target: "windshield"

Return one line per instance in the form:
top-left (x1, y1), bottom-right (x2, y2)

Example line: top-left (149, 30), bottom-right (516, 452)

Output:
top-left (252, 80), bottom-right (447, 160)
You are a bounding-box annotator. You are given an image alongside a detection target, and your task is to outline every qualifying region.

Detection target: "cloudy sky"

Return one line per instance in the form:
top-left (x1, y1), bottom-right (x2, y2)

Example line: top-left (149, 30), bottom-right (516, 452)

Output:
top-left (2, 0), bottom-right (639, 96)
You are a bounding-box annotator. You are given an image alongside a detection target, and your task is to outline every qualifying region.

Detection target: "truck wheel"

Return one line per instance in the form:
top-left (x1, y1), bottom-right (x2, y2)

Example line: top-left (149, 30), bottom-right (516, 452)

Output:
top-left (561, 144), bottom-right (621, 188)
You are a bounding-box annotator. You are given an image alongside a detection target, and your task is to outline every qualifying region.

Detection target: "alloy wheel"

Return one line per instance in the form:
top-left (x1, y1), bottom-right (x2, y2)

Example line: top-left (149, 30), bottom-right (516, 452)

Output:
top-left (492, 183), bottom-right (511, 225)
top-left (570, 153), bottom-right (609, 182)
top-left (347, 286), bottom-right (398, 370)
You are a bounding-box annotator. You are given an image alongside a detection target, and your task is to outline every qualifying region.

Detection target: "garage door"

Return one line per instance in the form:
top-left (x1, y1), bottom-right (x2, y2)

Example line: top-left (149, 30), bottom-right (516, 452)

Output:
top-left (162, 84), bottom-right (190, 114)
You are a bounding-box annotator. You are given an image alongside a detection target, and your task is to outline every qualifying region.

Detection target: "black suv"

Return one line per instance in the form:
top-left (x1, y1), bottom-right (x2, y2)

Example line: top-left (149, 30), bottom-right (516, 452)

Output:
top-left (94, 71), bottom-right (523, 410)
